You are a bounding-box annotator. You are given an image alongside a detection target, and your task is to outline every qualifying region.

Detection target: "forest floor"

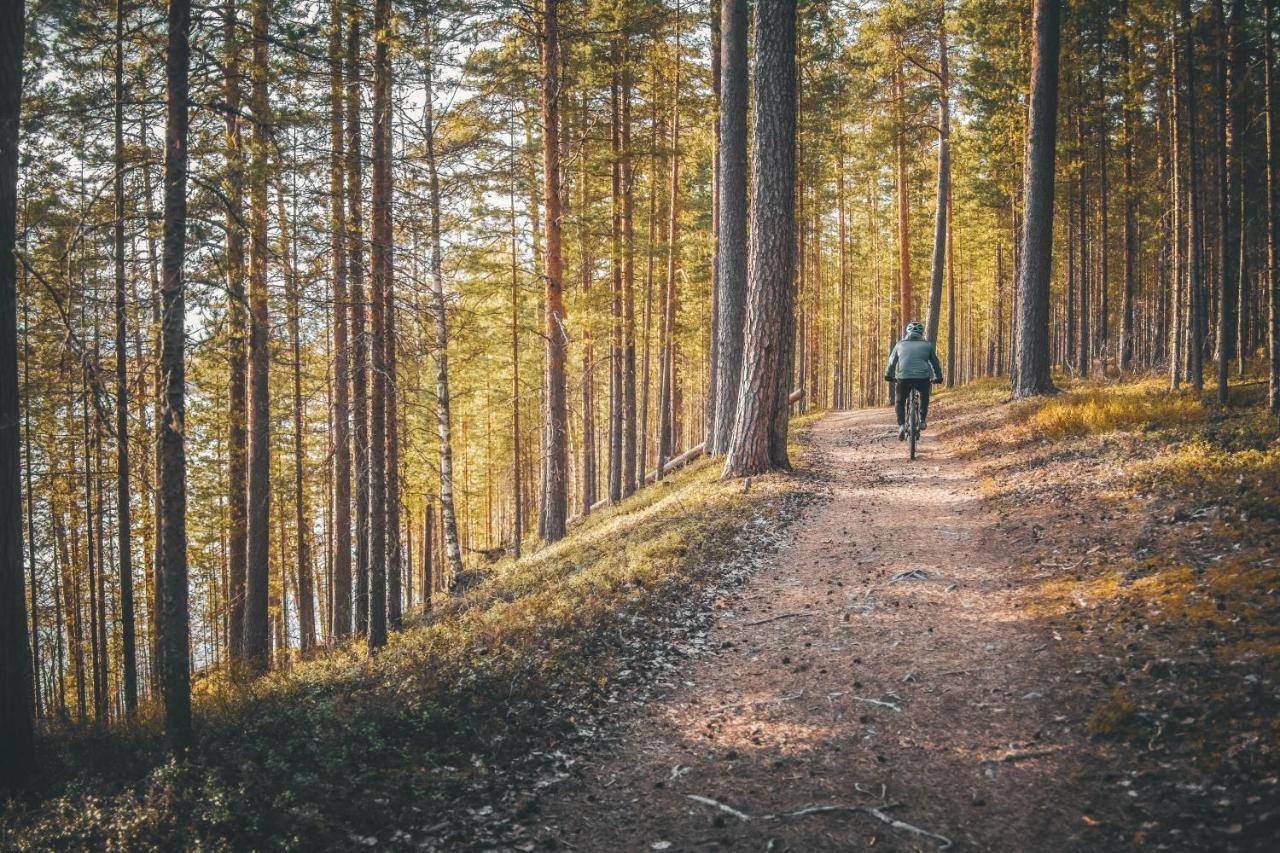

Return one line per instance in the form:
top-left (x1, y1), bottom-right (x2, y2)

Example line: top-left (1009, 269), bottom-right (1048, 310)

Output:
top-left (5, 377), bottom-right (1277, 851)
top-left (522, 380), bottom-right (1279, 853)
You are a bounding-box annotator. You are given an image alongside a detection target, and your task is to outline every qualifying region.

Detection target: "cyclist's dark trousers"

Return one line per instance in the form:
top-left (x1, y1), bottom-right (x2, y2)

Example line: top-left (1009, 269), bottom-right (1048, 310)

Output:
top-left (895, 379), bottom-right (931, 427)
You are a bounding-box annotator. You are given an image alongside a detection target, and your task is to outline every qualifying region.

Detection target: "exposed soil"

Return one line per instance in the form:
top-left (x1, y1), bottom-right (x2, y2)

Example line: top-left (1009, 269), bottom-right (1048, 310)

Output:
top-left (524, 406), bottom-right (1271, 852)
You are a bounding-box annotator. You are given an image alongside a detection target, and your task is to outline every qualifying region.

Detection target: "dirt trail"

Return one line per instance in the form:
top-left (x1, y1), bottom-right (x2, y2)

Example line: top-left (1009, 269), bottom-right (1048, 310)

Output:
top-left (533, 408), bottom-right (1114, 852)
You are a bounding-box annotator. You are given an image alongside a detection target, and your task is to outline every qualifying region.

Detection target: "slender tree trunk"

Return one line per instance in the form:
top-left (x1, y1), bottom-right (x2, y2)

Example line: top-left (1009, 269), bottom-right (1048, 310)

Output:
top-left (1214, 0), bottom-right (1236, 403)
top-left (423, 25), bottom-right (464, 579)
top-left (638, 87), bottom-right (657, 484)
top-left (608, 55), bottom-right (623, 505)
top-left (657, 18), bottom-right (682, 479)
top-left (712, 0), bottom-right (747, 454)
top-left (1181, 0), bottom-right (1205, 392)
top-left (347, 10), bottom-right (370, 631)
top-left (723, 0), bottom-right (796, 477)
top-left (223, 0), bottom-right (248, 670)
top-left (509, 107), bottom-right (523, 556)
top-left (1012, 0), bottom-right (1061, 398)
top-left (895, 55), bottom-right (912, 331)
top-left (0, 0), bottom-right (34, 788)
top-left (706, 0), bottom-right (721, 449)
top-left (242, 0), bottom-right (272, 674)
top-left (158, 0), bottom-right (191, 754)
top-left (1077, 94), bottom-right (1091, 378)
top-left (1268, 0), bottom-right (1280, 413)
top-left (540, 0), bottom-right (569, 539)
top-left (366, 0), bottom-right (391, 649)
top-left (328, 0), bottom-right (351, 640)
top-left (577, 91), bottom-right (596, 513)
top-left (112, 0), bottom-right (137, 712)
top-left (1120, 0), bottom-right (1136, 372)
top-left (926, 17), bottom-right (951, 345)
top-left (621, 58), bottom-right (637, 495)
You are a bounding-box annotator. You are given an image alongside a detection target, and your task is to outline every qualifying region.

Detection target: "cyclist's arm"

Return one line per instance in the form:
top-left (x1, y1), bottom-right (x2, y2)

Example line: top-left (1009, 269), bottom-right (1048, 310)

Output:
top-left (929, 348), bottom-right (943, 384)
top-left (883, 345), bottom-right (899, 382)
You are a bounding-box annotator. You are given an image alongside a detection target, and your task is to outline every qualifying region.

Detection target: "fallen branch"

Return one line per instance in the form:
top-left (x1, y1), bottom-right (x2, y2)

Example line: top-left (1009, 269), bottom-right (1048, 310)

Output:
top-left (852, 695), bottom-right (902, 712)
top-left (686, 798), bottom-right (953, 849)
top-left (686, 795), bottom-right (751, 822)
top-left (890, 569), bottom-right (930, 582)
top-left (984, 746), bottom-right (1062, 764)
top-left (744, 612), bottom-right (810, 626)
top-left (707, 690), bottom-right (805, 715)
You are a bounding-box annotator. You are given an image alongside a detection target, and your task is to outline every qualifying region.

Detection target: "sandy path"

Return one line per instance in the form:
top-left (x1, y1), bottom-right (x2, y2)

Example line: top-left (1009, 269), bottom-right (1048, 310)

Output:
top-left (533, 408), bottom-right (1107, 852)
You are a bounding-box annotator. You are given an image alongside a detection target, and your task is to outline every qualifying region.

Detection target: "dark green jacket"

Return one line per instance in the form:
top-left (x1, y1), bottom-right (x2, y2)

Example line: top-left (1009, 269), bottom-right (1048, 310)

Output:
top-left (884, 331), bottom-right (943, 382)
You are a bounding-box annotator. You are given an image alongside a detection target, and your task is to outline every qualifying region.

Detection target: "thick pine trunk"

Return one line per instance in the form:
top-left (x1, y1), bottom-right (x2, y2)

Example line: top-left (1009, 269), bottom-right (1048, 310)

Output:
top-left (1181, 0), bottom-right (1205, 392)
top-left (711, 0), bottom-right (747, 455)
top-left (0, 0), bottom-right (33, 788)
top-left (540, 0), bottom-right (569, 541)
top-left (158, 0), bottom-right (191, 754)
top-left (723, 0), bottom-right (796, 477)
top-left (242, 0), bottom-right (272, 674)
top-left (1012, 0), bottom-right (1061, 398)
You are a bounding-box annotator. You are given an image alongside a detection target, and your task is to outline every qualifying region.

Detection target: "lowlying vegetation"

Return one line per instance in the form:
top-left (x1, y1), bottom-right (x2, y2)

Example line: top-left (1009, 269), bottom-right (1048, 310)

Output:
top-left (2, 453), bottom-right (808, 851)
top-left (936, 373), bottom-right (1280, 845)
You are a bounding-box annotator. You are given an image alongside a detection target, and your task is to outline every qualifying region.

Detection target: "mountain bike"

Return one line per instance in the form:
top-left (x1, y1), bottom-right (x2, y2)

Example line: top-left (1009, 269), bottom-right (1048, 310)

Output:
top-left (905, 386), bottom-right (922, 460)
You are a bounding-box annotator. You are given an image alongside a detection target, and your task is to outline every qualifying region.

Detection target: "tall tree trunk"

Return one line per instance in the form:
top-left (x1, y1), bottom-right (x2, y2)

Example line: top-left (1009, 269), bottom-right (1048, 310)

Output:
top-left (723, 0), bottom-right (796, 477)
top-left (423, 24), bottom-right (464, 580)
top-left (158, 0), bottom-right (191, 754)
top-left (278, 184), bottom-right (315, 652)
top-left (366, 0), bottom-right (391, 649)
top-left (347, 10), bottom-right (370, 632)
top-left (1097, 29), bottom-right (1110, 365)
top-left (1268, 0), bottom-right (1280, 413)
top-left (706, 0), bottom-right (721, 449)
top-left (1012, 0), bottom-right (1061, 398)
top-left (223, 0), bottom-right (248, 670)
top-left (608, 54), bottom-right (623, 505)
top-left (621, 57), bottom-right (637, 495)
top-left (509, 106), bottom-right (523, 556)
top-left (926, 16), bottom-right (951, 344)
top-left (242, 0), bottom-right (272, 674)
top-left (0, 0), bottom-right (33, 788)
top-left (895, 55), bottom-right (912, 332)
top-left (1120, 0), bottom-right (1136, 372)
top-left (657, 17), bottom-right (681, 478)
top-left (328, 0), bottom-right (351, 640)
top-left (1171, 18), bottom-right (1184, 389)
top-left (712, 0), bottom-right (747, 455)
top-left (113, 0), bottom-right (137, 713)
top-left (539, 0), bottom-right (569, 540)
top-left (1181, 0), bottom-right (1205, 392)
top-left (1214, 0), bottom-right (1236, 403)
top-left (577, 92), bottom-right (596, 512)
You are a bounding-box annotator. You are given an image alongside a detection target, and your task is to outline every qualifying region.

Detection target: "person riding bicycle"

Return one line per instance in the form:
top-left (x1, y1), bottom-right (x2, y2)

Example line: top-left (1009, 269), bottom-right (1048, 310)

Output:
top-left (884, 320), bottom-right (943, 441)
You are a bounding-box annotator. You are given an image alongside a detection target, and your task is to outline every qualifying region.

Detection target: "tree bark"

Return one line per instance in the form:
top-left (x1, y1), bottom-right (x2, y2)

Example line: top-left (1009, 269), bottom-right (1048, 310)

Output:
top-left (657, 17), bottom-right (681, 479)
top-left (0, 0), bottom-right (34, 788)
top-left (328, 0), bottom-right (352, 640)
top-left (539, 0), bottom-right (569, 541)
top-left (1012, 0), bottom-right (1061, 398)
top-left (712, 0), bottom-right (747, 455)
top-left (1268, 0), bottom-right (1280, 413)
top-left (423, 23), bottom-right (464, 580)
top-left (366, 0), bottom-right (391, 650)
top-left (158, 0), bottom-right (191, 754)
top-left (223, 0), bottom-right (248, 670)
top-left (723, 0), bottom-right (796, 477)
top-left (347, 10), bottom-right (370, 632)
top-left (926, 16), bottom-right (951, 345)
top-left (113, 0), bottom-right (137, 712)
top-left (242, 0), bottom-right (272, 675)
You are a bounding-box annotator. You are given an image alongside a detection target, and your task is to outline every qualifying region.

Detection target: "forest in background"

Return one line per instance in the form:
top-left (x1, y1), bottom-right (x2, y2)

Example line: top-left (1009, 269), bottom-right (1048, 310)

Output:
top-left (1, 0), bottom-right (1278, 809)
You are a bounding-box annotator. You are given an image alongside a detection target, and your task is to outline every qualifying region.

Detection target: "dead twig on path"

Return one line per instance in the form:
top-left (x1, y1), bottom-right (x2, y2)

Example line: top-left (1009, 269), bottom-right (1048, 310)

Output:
top-left (890, 569), bottom-right (930, 582)
top-left (706, 690), bottom-right (805, 715)
top-left (686, 794), bottom-right (751, 822)
top-left (852, 695), bottom-right (902, 712)
top-left (686, 798), bottom-right (953, 849)
top-left (743, 612), bottom-right (810, 626)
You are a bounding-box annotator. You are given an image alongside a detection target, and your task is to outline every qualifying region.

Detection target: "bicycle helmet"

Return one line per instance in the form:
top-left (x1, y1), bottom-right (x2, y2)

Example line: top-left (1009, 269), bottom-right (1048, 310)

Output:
top-left (905, 320), bottom-right (924, 336)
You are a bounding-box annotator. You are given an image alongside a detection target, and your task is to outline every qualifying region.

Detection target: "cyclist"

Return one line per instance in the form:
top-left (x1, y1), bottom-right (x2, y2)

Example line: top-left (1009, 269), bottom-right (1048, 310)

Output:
top-left (884, 320), bottom-right (943, 441)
